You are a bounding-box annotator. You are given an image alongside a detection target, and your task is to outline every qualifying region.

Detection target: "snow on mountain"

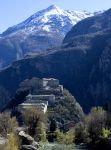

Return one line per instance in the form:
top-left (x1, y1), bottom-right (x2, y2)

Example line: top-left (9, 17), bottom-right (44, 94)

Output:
top-left (0, 5), bottom-right (98, 69)
top-left (2, 5), bottom-right (94, 36)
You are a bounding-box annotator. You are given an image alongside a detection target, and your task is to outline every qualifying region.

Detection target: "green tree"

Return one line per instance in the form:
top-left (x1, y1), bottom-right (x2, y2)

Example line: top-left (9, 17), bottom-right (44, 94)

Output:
top-left (50, 118), bottom-right (57, 133)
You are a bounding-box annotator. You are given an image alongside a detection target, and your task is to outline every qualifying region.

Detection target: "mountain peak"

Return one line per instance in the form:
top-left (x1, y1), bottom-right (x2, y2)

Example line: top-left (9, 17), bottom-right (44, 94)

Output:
top-left (2, 5), bottom-right (94, 37)
top-left (0, 5), bottom-right (97, 70)
top-left (45, 4), bottom-right (64, 15)
top-left (47, 4), bottom-right (60, 10)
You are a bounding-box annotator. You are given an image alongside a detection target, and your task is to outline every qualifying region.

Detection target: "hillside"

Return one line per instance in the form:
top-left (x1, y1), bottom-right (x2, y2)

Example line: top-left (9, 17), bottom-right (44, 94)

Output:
top-left (63, 8), bottom-right (110, 43)
top-left (0, 9), bottom-right (111, 112)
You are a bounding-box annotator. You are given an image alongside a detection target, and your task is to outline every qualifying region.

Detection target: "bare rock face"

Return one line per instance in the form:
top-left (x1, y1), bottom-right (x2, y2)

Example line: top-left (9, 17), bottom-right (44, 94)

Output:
top-left (19, 131), bottom-right (34, 143)
top-left (19, 131), bottom-right (39, 150)
top-left (0, 136), bottom-right (7, 146)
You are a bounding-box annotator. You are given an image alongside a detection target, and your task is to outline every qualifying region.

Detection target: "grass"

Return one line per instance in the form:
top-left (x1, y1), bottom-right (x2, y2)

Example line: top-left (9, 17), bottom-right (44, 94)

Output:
top-left (39, 143), bottom-right (76, 150)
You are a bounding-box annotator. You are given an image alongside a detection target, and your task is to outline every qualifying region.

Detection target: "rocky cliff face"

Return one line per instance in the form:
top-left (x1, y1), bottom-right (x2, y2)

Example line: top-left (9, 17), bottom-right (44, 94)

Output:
top-left (0, 9), bottom-right (111, 112)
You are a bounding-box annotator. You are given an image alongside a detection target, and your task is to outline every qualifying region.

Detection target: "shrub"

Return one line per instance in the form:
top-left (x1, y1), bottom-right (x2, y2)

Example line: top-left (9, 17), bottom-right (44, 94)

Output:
top-left (36, 122), bottom-right (47, 142)
top-left (100, 128), bottom-right (110, 139)
top-left (2, 133), bottom-right (19, 150)
top-left (86, 107), bottom-right (106, 142)
top-left (55, 129), bottom-right (74, 144)
top-left (64, 130), bottom-right (74, 144)
top-left (0, 112), bottom-right (18, 137)
top-left (74, 122), bottom-right (90, 144)
top-left (55, 129), bottom-right (65, 144)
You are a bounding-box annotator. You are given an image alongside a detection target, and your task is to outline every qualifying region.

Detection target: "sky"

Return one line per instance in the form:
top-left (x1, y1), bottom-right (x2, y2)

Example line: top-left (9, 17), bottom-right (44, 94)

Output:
top-left (0, 0), bottom-right (111, 33)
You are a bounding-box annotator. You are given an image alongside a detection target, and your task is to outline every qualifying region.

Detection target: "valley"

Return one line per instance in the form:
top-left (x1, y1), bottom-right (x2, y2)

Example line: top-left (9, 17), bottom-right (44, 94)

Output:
top-left (0, 2), bottom-right (111, 150)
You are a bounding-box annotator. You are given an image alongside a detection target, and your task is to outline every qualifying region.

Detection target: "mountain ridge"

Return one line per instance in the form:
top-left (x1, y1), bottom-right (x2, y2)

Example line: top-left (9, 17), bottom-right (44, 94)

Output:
top-left (0, 5), bottom-right (95, 69)
top-left (63, 8), bottom-right (111, 43)
top-left (2, 5), bottom-right (94, 36)
top-left (0, 8), bottom-right (110, 112)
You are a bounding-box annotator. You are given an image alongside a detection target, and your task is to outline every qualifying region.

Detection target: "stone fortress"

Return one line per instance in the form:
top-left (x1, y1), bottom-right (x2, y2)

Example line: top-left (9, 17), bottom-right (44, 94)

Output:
top-left (19, 78), bottom-right (64, 113)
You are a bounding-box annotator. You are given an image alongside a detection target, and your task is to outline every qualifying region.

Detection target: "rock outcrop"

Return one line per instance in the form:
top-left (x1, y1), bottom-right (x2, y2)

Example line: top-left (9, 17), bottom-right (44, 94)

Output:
top-left (19, 131), bottom-right (39, 150)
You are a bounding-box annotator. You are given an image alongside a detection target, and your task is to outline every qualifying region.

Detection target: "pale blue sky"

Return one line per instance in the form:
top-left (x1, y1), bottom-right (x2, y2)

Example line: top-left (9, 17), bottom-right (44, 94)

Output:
top-left (0, 0), bottom-right (111, 33)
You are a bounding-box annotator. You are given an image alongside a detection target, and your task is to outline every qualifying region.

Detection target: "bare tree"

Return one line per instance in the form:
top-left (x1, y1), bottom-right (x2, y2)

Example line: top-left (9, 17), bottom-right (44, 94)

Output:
top-left (22, 108), bottom-right (47, 139)
top-left (86, 107), bottom-right (106, 142)
top-left (0, 112), bottom-right (18, 137)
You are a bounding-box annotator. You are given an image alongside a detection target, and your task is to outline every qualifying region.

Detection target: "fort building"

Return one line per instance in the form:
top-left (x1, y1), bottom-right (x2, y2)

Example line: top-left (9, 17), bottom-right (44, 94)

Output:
top-left (18, 78), bottom-right (63, 113)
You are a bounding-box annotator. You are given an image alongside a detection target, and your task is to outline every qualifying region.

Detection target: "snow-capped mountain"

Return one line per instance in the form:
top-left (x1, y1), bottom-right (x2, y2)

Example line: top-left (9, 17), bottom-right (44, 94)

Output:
top-left (0, 5), bottom-right (96, 69)
top-left (3, 5), bottom-right (94, 36)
